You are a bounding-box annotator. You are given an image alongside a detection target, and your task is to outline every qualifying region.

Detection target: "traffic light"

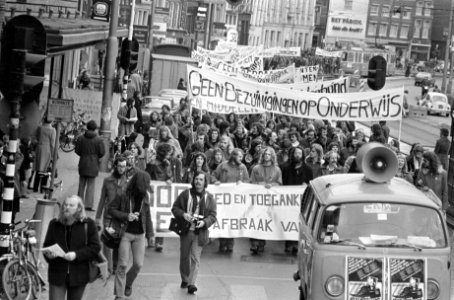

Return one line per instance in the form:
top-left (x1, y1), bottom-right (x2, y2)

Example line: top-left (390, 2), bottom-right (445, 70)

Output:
top-left (367, 55), bottom-right (387, 91)
top-left (226, 0), bottom-right (244, 5)
top-left (120, 38), bottom-right (139, 72)
top-left (0, 15), bottom-right (46, 103)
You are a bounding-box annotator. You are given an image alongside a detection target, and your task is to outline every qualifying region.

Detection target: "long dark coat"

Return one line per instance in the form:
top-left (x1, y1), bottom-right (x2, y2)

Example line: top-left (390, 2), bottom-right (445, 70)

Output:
top-left (75, 130), bottom-right (105, 177)
top-left (34, 124), bottom-right (56, 172)
top-left (43, 218), bottom-right (101, 287)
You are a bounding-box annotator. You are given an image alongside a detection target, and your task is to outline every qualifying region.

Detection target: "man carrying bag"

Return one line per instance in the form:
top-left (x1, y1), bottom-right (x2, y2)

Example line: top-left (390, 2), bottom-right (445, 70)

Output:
top-left (171, 171), bottom-right (217, 294)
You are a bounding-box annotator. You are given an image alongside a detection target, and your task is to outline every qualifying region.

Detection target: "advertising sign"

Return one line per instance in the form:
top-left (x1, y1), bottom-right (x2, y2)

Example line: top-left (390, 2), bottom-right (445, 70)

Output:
top-left (133, 25), bottom-right (149, 45)
top-left (390, 258), bottom-right (425, 300)
top-left (346, 257), bottom-right (384, 300)
top-left (325, 12), bottom-right (367, 41)
top-left (92, 0), bottom-right (111, 22)
top-left (47, 98), bottom-right (73, 122)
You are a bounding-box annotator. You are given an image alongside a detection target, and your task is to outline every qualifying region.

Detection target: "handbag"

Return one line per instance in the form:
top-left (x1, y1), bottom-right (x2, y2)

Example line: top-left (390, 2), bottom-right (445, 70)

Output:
top-left (101, 195), bottom-right (140, 248)
top-left (100, 219), bottom-right (123, 249)
top-left (169, 217), bottom-right (191, 236)
top-left (84, 223), bottom-right (108, 283)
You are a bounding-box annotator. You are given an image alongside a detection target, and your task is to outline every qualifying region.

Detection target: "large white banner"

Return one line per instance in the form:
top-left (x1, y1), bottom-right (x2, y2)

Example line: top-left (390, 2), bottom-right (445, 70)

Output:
top-left (151, 182), bottom-right (305, 240)
top-left (187, 65), bottom-right (404, 121)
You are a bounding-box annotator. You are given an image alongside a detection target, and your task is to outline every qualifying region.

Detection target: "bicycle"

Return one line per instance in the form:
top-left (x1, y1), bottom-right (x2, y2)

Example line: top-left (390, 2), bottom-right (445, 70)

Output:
top-left (1, 219), bottom-right (45, 300)
top-left (59, 111), bottom-right (88, 152)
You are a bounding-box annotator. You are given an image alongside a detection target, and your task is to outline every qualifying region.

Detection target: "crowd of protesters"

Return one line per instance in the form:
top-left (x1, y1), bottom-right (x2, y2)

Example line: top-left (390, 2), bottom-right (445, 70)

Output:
top-left (105, 92), bottom-right (450, 258)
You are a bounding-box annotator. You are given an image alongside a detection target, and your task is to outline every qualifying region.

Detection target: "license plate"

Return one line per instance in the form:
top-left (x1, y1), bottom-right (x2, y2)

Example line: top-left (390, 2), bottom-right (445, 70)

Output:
top-left (347, 63), bottom-right (352, 68)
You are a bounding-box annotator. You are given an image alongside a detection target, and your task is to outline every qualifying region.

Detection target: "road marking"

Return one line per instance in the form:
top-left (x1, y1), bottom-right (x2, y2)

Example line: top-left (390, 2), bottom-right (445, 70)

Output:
top-left (139, 272), bottom-right (293, 282)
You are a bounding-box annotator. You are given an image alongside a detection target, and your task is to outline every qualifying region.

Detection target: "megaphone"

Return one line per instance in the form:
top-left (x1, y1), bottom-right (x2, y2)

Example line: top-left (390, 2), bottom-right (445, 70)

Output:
top-left (355, 142), bottom-right (398, 183)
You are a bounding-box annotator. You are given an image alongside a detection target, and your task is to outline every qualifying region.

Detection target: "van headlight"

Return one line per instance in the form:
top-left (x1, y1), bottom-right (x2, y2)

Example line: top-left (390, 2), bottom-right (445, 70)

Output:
top-left (427, 279), bottom-right (440, 299)
top-left (325, 275), bottom-right (344, 297)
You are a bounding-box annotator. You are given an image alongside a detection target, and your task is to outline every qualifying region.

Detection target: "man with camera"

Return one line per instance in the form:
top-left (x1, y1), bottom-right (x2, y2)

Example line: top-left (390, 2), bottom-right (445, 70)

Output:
top-left (171, 171), bottom-right (217, 294)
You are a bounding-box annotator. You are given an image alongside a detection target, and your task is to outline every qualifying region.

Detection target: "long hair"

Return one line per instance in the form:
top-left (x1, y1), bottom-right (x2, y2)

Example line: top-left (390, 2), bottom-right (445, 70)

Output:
top-left (158, 125), bottom-right (172, 142)
top-left (189, 152), bottom-right (209, 172)
top-left (126, 170), bottom-right (151, 199)
top-left (422, 151), bottom-right (442, 174)
top-left (208, 147), bottom-right (226, 170)
top-left (258, 146), bottom-right (277, 166)
top-left (57, 195), bottom-right (87, 224)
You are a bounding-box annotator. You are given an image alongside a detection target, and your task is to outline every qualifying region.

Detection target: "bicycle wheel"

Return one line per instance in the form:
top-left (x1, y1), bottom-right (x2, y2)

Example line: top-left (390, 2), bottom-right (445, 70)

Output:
top-left (25, 263), bottom-right (41, 300)
top-left (59, 130), bottom-right (76, 152)
top-left (2, 260), bottom-right (32, 300)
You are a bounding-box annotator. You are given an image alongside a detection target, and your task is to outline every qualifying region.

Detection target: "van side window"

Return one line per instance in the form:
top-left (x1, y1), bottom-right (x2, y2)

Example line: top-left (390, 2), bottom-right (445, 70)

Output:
top-left (301, 187), bottom-right (314, 222)
top-left (311, 203), bottom-right (321, 233)
top-left (307, 198), bottom-right (320, 229)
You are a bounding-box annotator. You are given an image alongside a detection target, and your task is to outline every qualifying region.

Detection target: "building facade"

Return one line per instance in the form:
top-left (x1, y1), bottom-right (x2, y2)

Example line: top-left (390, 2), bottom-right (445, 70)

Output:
top-left (249, 0), bottom-right (315, 49)
top-left (431, 0), bottom-right (451, 61)
top-left (366, 0), bottom-right (433, 62)
top-left (312, 0), bottom-right (329, 47)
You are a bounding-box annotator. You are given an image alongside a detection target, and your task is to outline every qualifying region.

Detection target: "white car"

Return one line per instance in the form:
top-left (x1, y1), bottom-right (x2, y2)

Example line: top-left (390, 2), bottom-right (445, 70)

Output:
top-left (418, 92), bottom-right (451, 117)
top-left (159, 89), bottom-right (187, 106)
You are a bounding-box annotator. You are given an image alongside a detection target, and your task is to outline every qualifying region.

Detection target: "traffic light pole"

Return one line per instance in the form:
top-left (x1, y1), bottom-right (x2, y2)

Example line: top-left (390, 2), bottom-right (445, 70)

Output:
top-left (122, 0), bottom-right (136, 101)
top-left (99, 0), bottom-right (120, 172)
top-left (0, 49), bottom-right (25, 255)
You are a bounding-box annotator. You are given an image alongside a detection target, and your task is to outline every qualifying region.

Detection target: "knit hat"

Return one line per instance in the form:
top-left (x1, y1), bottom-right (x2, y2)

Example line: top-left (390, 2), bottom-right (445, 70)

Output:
top-left (87, 120), bottom-right (98, 131)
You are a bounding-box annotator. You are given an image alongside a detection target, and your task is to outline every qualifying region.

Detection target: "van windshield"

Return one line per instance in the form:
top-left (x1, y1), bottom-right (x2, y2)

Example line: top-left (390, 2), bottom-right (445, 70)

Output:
top-left (318, 203), bottom-right (447, 248)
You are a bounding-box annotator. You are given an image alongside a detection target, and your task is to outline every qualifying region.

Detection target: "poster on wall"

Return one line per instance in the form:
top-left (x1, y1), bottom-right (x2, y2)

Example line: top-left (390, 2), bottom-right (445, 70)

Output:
top-left (389, 258), bottom-right (425, 300)
top-left (346, 257), bottom-right (384, 300)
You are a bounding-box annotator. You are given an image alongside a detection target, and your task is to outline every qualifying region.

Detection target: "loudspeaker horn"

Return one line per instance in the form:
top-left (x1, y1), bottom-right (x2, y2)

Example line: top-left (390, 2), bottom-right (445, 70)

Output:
top-left (355, 142), bottom-right (398, 183)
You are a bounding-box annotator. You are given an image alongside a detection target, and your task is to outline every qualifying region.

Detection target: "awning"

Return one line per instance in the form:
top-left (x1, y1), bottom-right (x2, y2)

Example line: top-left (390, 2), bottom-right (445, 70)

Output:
top-left (40, 18), bottom-right (129, 55)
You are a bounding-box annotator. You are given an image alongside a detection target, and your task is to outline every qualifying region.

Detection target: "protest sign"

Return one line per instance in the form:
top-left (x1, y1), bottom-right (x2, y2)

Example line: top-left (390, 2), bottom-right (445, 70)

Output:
top-left (150, 182), bottom-right (305, 240)
top-left (187, 65), bottom-right (404, 121)
top-left (242, 64), bottom-right (295, 83)
top-left (315, 47), bottom-right (343, 58)
top-left (294, 65), bottom-right (319, 83)
top-left (270, 76), bottom-right (350, 93)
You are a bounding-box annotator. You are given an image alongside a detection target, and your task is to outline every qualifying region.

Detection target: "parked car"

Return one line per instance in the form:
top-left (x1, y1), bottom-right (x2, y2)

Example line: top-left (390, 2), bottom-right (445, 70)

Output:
top-left (141, 95), bottom-right (174, 123)
top-left (295, 143), bottom-right (450, 300)
top-left (414, 72), bottom-right (435, 86)
top-left (418, 92), bottom-right (450, 117)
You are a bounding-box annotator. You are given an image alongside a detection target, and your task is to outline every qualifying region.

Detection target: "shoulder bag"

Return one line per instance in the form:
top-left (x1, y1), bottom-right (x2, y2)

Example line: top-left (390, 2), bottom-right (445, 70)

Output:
top-left (84, 222), bottom-right (108, 283)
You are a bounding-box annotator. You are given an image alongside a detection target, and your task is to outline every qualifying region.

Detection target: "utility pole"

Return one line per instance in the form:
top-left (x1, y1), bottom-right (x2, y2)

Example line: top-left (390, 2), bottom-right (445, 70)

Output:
top-left (147, 0), bottom-right (156, 96)
top-left (442, 0), bottom-right (454, 93)
top-left (99, 0), bottom-right (120, 172)
top-left (204, 3), bottom-right (213, 49)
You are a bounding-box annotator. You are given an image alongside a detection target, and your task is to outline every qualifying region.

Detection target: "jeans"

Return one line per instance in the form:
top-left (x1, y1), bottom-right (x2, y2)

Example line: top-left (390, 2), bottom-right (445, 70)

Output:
top-left (114, 232), bottom-right (145, 299)
top-left (49, 282), bottom-right (86, 300)
top-left (180, 231), bottom-right (203, 285)
top-left (78, 176), bottom-right (95, 208)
